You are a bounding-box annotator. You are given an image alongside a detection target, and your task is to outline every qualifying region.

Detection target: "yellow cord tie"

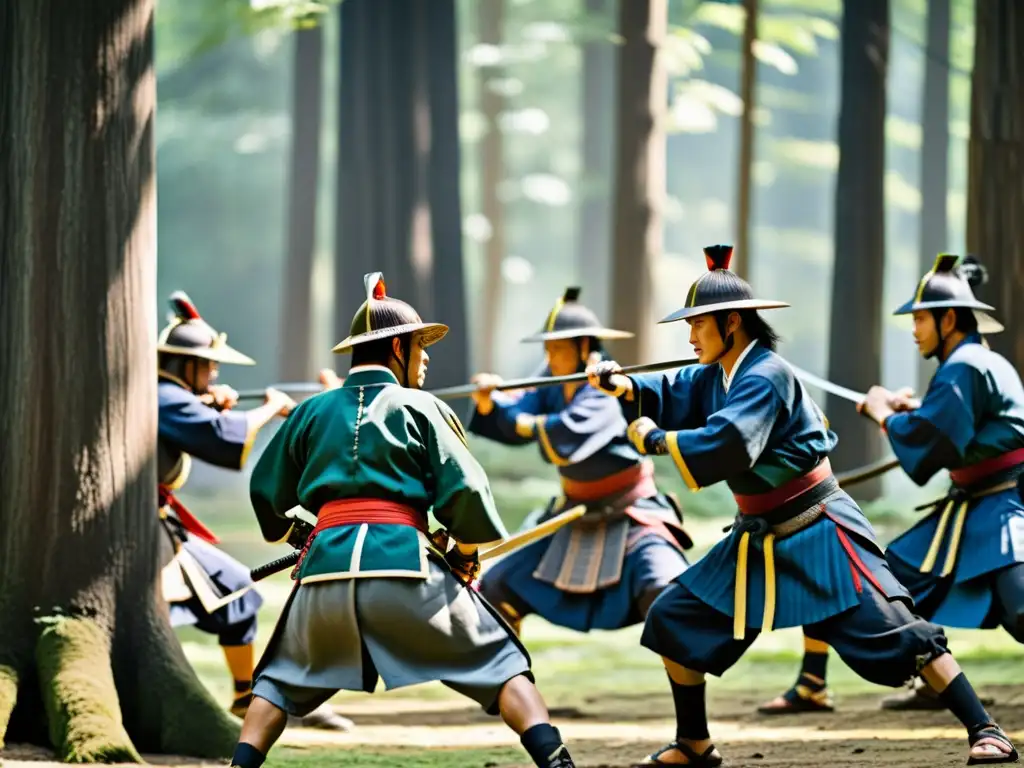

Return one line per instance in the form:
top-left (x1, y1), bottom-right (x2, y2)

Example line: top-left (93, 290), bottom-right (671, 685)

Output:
top-left (733, 530), bottom-right (777, 641)
top-left (940, 500), bottom-right (969, 577)
top-left (919, 499), bottom-right (955, 574)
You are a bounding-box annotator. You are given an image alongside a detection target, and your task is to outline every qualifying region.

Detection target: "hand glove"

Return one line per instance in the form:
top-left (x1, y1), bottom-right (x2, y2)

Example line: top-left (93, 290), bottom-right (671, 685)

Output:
top-left (627, 416), bottom-right (664, 455)
top-left (586, 360), bottom-right (630, 397)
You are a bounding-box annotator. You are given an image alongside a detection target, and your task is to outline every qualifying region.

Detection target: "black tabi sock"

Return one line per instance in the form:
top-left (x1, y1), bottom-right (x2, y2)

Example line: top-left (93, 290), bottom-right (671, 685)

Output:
top-left (521, 723), bottom-right (572, 767)
top-left (937, 673), bottom-right (992, 732)
top-left (669, 677), bottom-right (710, 742)
top-left (230, 742), bottom-right (266, 768)
top-left (801, 651), bottom-right (828, 687)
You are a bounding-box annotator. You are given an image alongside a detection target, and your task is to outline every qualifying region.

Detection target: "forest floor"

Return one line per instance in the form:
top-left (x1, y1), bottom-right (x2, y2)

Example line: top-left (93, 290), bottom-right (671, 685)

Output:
top-left (4, 515), bottom-right (1024, 767)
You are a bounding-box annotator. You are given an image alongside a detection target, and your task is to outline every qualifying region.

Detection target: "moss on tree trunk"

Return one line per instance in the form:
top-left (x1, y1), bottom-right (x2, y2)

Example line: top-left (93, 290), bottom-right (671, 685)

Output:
top-left (36, 618), bottom-right (140, 764)
top-left (0, 664), bottom-right (18, 749)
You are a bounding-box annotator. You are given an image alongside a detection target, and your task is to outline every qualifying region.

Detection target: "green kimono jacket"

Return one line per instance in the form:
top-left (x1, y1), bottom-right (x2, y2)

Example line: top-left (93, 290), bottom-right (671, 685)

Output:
top-left (250, 366), bottom-right (508, 583)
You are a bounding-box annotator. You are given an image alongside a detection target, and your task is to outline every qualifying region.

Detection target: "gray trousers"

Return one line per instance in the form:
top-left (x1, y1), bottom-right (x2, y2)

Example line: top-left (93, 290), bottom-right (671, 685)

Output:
top-left (253, 561), bottom-right (532, 716)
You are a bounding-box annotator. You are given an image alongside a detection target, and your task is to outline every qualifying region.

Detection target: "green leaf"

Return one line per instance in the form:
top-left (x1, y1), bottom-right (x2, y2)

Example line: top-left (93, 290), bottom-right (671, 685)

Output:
top-left (760, 16), bottom-right (819, 56)
top-left (691, 1), bottom-right (746, 35)
top-left (667, 94), bottom-right (719, 134)
top-left (753, 41), bottom-right (799, 75)
top-left (677, 79), bottom-right (745, 116)
top-left (763, 0), bottom-right (841, 16)
top-left (663, 29), bottom-right (711, 76)
top-left (807, 17), bottom-right (840, 39)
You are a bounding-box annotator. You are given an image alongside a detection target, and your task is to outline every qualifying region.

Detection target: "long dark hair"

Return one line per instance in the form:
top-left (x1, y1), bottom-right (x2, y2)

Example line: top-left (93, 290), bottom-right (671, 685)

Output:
top-left (931, 255), bottom-right (986, 336)
top-left (711, 309), bottom-right (780, 352)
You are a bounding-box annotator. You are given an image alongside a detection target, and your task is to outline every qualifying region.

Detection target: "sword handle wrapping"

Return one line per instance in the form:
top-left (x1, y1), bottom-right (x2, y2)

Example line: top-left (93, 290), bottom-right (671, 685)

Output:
top-left (250, 551), bottom-right (301, 581)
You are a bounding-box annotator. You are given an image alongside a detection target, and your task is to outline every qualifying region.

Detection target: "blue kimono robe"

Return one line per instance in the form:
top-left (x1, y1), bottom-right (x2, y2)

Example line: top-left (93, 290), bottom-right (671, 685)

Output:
top-left (158, 372), bottom-right (262, 645)
top-left (883, 334), bottom-right (1024, 628)
top-left (468, 372), bottom-right (690, 632)
top-left (623, 343), bottom-right (908, 633)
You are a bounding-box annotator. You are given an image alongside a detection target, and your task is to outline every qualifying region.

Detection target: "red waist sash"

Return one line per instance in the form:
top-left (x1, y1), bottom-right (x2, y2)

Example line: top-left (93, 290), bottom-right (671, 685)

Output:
top-left (733, 458), bottom-right (834, 516)
top-left (560, 461), bottom-right (658, 504)
top-left (158, 484), bottom-right (221, 545)
top-left (316, 498), bottom-right (426, 533)
top-left (949, 448), bottom-right (1024, 488)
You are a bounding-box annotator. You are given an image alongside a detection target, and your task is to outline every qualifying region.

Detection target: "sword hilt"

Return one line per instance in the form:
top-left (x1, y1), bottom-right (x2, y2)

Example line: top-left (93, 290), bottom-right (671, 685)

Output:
top-left (250, 550), bottom-right (300, 581)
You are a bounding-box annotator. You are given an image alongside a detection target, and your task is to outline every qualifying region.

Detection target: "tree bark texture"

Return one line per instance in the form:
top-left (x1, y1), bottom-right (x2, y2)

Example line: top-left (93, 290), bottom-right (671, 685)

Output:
top-left (279, 24), bottom-right (325, 382)
top-left (0, 1), bottom-right (237, 758)
top-left (826, 0), bottom-right (889, 500)
top-left (734, 0), bottom-right (759, 282)
top-left (335, 0), bottom-right (468, 387)
top-left (966, 0), bottom-right (1024, 372)
top-left (477, 0), bottom-right (506, 373)
top-left (609, 0), bottom-right (667, 366)
top-left (578, 0), bottom-right (617, 320)
top-left (917, 0), bottom-right (950, 391)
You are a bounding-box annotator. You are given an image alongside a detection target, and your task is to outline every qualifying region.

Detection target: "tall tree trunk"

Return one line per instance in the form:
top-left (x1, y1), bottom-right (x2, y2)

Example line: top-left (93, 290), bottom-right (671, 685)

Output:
top-left (966, 0), bottom-right (1024, 371)
top-left (826, 0), bottom-right (889, 500)
top-left (477, 0), bottom-right (506, 373)
top-left (578, 0), bottom-right (617, 319)
top-left (734, 0), bottom-right (759, 281)
top-left (609, 0), bottom-right (667, 365)
top-left (279, 24), bottom-right (324, 382)
top-left (334, 0), bottom-right (468, 386)
top-left (0, 0), bottom-right (237, 758)
top-left (917, 0), bottom-right (950, 391)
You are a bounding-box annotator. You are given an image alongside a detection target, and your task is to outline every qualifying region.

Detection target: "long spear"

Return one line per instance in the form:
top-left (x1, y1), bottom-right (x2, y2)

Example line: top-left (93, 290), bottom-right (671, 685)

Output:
top-left (235, 357), bottom-right (700, 402)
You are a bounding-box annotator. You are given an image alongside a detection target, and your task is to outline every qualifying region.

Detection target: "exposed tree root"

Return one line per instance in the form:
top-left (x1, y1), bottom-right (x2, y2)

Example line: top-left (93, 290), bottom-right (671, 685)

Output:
top-left (35, 616), bottom-right (141, 764)
top-left (0, 663), bottom-right (18, 749)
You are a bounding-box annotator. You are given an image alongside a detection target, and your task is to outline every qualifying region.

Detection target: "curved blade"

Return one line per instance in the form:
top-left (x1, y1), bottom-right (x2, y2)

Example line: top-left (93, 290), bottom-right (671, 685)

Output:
top-left (788, 364), bottom-right (866, 404)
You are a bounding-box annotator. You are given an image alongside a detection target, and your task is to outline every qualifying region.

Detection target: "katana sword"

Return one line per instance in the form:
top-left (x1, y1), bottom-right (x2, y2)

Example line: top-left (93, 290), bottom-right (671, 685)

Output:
top-left (218, 503), bottom-right (587, 604)
top-left (786, 365), bottom-right (910, 487)
top-left (835, 456), bottom-right (901, 488)
top-left (183, 509), bottom-right (316, 612)
top-left (787, 364), bottom-right (867, 405)
top-left (235, 357), bottom-right (700, 404)
top-left (428, 357), bottom-right (700, 401)
top-left (236, 383), bottom-right (328, 402)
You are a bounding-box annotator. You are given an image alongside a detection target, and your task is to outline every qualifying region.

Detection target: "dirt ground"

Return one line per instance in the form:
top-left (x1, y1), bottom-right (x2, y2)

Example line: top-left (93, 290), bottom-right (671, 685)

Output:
top-left (4, 684), bottom-right (1023, 767)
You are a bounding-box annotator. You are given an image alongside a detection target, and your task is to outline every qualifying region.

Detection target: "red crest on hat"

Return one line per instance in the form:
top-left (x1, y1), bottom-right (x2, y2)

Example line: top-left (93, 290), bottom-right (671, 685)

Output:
top-left (703, 245), bottom-right (734, 272)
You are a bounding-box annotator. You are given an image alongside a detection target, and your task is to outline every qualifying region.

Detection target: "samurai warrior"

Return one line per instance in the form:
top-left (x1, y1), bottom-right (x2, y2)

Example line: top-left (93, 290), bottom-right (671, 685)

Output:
top-left (468, 287), bottom-right (692, 635)
top-left (228, 274), bottom-right (576, 768)
top-left (157, 292), bottom-right (349, 730)
top-left (761, 254), bottom-right (1024, 717)
top-left (588, 245), bottom-right (1018, 766)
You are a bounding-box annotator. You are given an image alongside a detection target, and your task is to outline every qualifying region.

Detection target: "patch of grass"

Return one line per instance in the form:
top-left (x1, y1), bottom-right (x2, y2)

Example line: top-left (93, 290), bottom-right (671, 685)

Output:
top-left (268, 746), bottom-right (526, 767)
